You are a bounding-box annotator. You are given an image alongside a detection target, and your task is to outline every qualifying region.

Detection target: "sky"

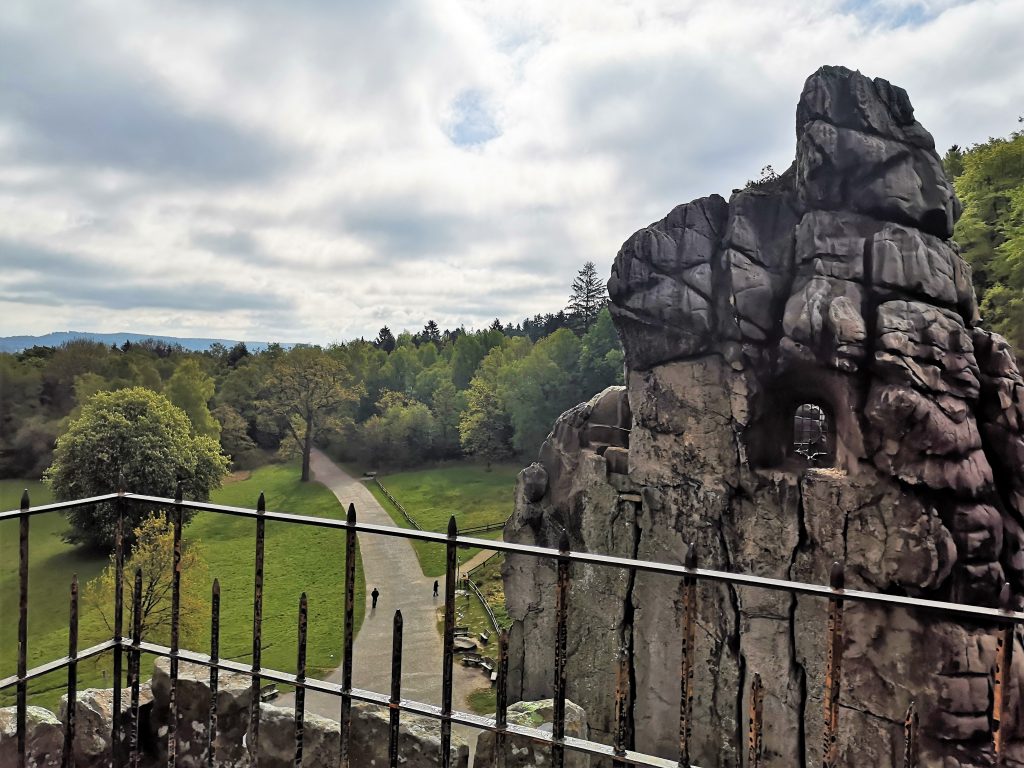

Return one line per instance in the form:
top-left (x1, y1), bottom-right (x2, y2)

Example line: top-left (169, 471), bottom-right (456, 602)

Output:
top-left (0, 0), bottom-right (1022, 345)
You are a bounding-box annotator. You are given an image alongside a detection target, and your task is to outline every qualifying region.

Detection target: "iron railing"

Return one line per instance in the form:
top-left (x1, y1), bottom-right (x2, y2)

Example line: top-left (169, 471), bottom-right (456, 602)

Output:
top-left (2, 488), bottom-right (1023, 768)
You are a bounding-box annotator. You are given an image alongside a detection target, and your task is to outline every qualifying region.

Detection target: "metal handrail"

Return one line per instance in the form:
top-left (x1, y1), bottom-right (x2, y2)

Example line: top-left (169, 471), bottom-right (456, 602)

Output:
top-left (3, 490), bottom-right (1021, 768)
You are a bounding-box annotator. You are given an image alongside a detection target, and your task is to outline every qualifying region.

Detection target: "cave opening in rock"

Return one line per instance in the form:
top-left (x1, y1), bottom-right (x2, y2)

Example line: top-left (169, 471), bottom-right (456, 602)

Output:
top-left (792, 403), bottom-right (833, 466)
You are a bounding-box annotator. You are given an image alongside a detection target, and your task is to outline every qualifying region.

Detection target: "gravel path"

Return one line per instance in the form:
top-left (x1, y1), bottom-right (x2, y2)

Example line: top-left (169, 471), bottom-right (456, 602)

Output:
top-left (277, 448), bottom-right (485, 758)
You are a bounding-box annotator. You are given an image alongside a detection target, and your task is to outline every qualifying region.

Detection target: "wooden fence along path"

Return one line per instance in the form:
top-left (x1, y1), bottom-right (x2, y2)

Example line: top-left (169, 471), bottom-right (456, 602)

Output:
top-left (369, 476), bottom-right (506, 634)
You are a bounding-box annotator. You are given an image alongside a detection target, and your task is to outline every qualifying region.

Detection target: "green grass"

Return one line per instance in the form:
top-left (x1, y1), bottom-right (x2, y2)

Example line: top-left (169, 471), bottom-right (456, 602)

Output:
top-left (468, 554), bottom-right (510, 629)
top-left (364, 462), bottom-right (518, 576)
top-left (0, 464), bottom-right (364, 710)
top-left (466, 686), bottom-right (497, 715)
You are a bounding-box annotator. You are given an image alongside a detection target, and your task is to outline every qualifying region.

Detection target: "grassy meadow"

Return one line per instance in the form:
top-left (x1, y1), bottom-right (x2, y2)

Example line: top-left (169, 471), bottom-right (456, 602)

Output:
top-left (364, 462), bottom-right (518, 576)
top-left (0, 463), bottom-right (365, 710)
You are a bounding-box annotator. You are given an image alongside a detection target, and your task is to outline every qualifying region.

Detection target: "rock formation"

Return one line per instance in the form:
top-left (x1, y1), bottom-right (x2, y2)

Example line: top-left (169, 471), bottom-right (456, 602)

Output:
top-left (504, 65), bottom-right (1024, 767)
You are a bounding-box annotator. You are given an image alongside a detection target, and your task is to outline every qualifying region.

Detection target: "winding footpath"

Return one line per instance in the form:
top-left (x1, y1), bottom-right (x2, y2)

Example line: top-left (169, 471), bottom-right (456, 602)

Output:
top-left (278, 448), bottom-right (482, 755)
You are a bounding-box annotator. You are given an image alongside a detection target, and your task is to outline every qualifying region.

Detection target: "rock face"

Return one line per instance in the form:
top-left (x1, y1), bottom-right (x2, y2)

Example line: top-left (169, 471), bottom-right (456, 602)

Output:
top-left (504, 66), bottom-right (1024, 767)
top-left (0, 706), bottom-right (63, 768)
top-left (474, 698), bottom-right (589, 768)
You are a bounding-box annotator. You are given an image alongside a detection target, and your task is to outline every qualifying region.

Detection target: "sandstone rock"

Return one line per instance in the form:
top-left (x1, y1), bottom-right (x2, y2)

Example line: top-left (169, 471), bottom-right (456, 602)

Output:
top-left (251, 702), bottom-right (469, 768)
top-left (608, 196), bottom-right (728, 370)
top-left (506, 64), bottom-right (1024, 768)
top-left (58, 687), bottom-right (153, 768)
top-left (0, 706), bottom-right (63, 768)
top-left (474, 698), bottom-right (589, 767)
top-left (150, 657), bottom-right (251, 767)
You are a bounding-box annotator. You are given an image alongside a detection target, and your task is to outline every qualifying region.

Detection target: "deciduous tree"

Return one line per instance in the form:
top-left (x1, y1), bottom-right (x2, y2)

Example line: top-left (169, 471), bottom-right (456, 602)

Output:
top-left (46, 387), bottom-right (229, 550)
top-left (85, 515), bottom-right (209, 647)
top-left (260, 347), bottom-right (360, 481)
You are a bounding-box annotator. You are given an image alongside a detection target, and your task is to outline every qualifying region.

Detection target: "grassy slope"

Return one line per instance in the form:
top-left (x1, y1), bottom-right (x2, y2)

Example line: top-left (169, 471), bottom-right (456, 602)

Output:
top-left (364, 462), bottom-right (518, 577)
top-left (0, 464), bottom-right (364, 709)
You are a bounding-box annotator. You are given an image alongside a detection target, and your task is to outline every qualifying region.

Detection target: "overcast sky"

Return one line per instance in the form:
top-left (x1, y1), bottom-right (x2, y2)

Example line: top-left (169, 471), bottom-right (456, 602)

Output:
top-left (0, 0), bottom-right (1021, 344)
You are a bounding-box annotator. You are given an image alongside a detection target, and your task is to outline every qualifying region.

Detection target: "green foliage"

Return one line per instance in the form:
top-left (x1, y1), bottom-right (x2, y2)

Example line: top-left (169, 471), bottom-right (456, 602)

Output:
top-left (951, 128), bottom-right (1024, 356)
top-left (165, 358), bottom-right (221, 439)
top-left (45, 387), bottom-right (229, 550)
top-left (565, 260), bottom-right (607, 334)
top-left (259, 347), bottom-right (360, 481)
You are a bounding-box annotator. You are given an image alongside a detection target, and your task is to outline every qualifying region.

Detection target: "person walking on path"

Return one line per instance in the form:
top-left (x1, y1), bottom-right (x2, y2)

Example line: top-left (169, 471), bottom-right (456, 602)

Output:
top-left (371, 587), bottom-right (380, 610)
top-left (433, 580), bottom-right (439, 598)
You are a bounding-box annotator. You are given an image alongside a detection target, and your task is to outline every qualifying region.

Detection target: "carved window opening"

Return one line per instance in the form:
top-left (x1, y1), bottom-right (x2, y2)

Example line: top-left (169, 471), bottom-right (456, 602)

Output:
top-left (793, 403), bottom-right (832, 467)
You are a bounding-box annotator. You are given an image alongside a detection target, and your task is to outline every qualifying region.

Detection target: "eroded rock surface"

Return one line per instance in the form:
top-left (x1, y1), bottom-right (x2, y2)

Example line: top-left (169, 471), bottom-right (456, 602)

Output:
top-left (474, 699), bottom-right (589, 768)
top-left (504, 65), bottom-right (1024, 767)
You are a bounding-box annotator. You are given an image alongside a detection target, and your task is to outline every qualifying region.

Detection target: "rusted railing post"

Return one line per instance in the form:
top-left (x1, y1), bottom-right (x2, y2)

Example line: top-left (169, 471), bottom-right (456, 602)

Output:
top-left (495, 629), bottom-right (509, 768)
top-left (208, 579), bottom-right (221, 768)
top-left (340, 502), bottom-right (357, 767)
top-left (62, 574), bottom-right (79, 768)
top-left (112, 489), bottom-right (126, 768)
top-left (823, 561), bottom-right (845, 768)
top-left (441, 516), bottom-right (458, 767)
top-left (612, 650), bottom-right (630, 768)
top-left (129, 569), bottom-right (143, 768)
top-left (389, 610), bottom-right (404, 768)
top-left (17, 489), bottom-right (29, 768)
top-left (748, 673), bottom-right (764, 768)
top-left (294, 593), bottom-right (308, 768)
top-left (993, 582), bottom-right (1015, 764)
top-left (168, 481), bottom-right (183, 768)
top-left (903, 700), bottom-right (918, 768)
top-left (680, 541), bottom-right (697, 768)
top-left (552, 529), bottom-right (571, 768)
top-left (250, 491), bottom-right (267, 766)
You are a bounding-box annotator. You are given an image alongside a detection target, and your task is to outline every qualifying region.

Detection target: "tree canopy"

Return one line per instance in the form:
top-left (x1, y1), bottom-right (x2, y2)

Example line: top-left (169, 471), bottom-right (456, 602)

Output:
top-left (948, 126), bottom-right (1024, 357)
top-left (46, 387), bottom-right (229, 550)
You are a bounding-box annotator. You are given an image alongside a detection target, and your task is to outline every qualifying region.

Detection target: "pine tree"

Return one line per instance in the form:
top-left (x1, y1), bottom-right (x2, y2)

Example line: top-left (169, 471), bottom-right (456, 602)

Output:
top-left (566, 261), bottom-right (606, 333)
top-left (422, 320), bottom-right (441, 345)
top-left (374, 326), bottom-right (397, 353)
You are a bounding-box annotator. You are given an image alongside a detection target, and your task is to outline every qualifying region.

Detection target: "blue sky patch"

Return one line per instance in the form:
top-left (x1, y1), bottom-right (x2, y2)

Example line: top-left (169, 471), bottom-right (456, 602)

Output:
top-left (446, 89), bottom-right (501, 147)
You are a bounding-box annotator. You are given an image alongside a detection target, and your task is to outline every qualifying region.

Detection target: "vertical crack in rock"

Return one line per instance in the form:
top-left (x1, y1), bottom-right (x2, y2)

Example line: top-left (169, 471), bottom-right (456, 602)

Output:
top-left (505, 65), bottom-right (1023, 767)
top-left (789, 484), bottom-right (810, 768)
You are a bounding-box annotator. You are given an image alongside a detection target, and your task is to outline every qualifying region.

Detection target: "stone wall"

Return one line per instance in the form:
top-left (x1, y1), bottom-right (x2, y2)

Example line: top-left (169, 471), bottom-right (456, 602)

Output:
top-left (1, 659), bottom-right (469, 768)
top-left (504, 65), bottom-right (1024, 768)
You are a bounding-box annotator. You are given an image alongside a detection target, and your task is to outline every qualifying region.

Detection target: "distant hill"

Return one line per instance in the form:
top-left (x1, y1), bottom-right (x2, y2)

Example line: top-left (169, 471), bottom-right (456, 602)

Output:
top-left (0, 331), bottom-right (289, 354)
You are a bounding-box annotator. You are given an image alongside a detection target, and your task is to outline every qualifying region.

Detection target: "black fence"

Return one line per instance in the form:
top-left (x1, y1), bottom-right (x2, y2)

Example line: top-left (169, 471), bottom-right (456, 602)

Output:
top-left (2, 488), bottom-right (1023, 768)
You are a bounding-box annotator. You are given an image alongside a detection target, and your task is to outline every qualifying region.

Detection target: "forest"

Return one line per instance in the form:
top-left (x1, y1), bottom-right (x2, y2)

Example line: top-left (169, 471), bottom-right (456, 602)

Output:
top-left (946, 122), bottom-right (1024, 357)
top-left (0, 262), bottom-right (622, 481)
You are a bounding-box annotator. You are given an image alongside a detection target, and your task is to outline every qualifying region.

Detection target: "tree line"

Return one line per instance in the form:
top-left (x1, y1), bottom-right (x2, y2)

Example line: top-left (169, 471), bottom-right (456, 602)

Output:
top-left (944, 121), bottom-right (1024, 358)
top-left (0, 262), bottom-right (621, 487)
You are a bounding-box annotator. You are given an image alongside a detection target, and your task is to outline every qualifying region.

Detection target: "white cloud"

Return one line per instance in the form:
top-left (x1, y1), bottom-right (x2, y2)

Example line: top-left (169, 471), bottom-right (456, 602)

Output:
top-left (0, 0), bottom-right (1021, 343)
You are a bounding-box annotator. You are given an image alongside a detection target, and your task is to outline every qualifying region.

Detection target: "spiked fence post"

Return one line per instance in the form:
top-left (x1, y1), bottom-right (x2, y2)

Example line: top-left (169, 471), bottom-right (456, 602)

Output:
top-left (903, 700), bottom-right (918, 768)
top-left (62, 575), bottom-right (79, 768)
top-left (993, 583), bottom-right (1015, 764)
top-left (748, 673), bottom-right (764, 768)
top-left (208, 580), bottom-right (221, 768)
top-left (129, 569), bottom-right (143, 768)
top-left (294, 593), bottom-right (308, 768)
top-left (388, 610), bottom-right (404, 768)
top-left (495, 630), bottom-right (509, 768)
top-left (250, 491), bottom-right (267, 766)
top-left (167, 481), bottom-right (184, 768)
top-left (612, 650), bottom-right (630, 768)
top-left (823, 561), bottom-right (845, 768)
top-left (440, 516), bottom-right (458, 768)
top-left (17, 489), bottom-right (29, 768)
top-left (112, 489), bottom-right (126, 768)
top-left (340, 502), bottom-right (357, 767)
top-left (552, 529), bottom-right (571, 768)
top-left (679, 541), bottom-right (697, 768)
